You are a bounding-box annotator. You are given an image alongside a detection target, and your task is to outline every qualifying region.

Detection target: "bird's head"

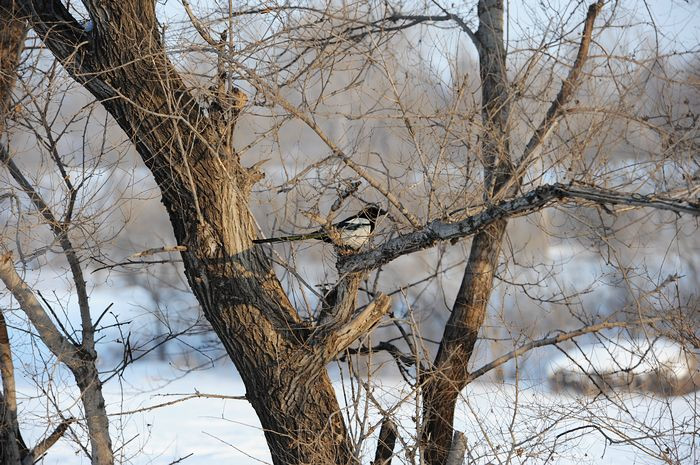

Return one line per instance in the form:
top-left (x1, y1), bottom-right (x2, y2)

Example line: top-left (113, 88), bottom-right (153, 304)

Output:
top-left (359, 204), bottom-right (388, 220)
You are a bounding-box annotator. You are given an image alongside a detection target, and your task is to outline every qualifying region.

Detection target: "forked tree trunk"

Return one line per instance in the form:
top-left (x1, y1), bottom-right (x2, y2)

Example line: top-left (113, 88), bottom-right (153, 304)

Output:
top-left (421, 0), bottom-right (603, 462)
top-left (168, 161), bottom-right (354, 464)
top-left (10, 1), bottom-right (605, 464)
top-left (15, 2), bottom-right (356, 464)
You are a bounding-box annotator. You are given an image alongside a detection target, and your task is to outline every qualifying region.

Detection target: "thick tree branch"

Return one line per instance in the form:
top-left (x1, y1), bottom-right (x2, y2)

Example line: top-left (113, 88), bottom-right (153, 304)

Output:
top-left (372, 417), bottom-right (398, 465)
top-left (18, 3), bottom-right (361, 461)
top-left (315, 272), bottom-right (364, 330)
top-left (0, 0), bottom-right (27, 135)
top-left (474, 0), bottom-right (511, 196)
top-left (0, 310), bottom-right (25, 464)
top-left (339, 182), bottom-right (699, 274)
top-left (314, 294), bottom-right (392, 364)
top-left (18, 1), bottom-right (302, 331)
top-left (16, 0), bottom-right (115, 100)
top-left (0, 254), bottom-right (80, 364)
top-left (21, 417), bottom-right (74, 465)
top-left (16, 0), bottom-right (82, 51)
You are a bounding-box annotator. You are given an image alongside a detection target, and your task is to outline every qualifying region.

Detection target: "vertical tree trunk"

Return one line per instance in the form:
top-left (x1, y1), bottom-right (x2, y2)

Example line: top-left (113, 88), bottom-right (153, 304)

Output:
top-left (421, 221), bottom-right (507, 465)
top-left (0, 312), bottom-right (25, 465)
top-left (0, 4), bottom-right (26, 463)
top-left (421, 1), bottom-right (602, 462)
top-left (0, 0), bottom-right (26, 135)
top-left (422, 1), bottom-right (511, 464)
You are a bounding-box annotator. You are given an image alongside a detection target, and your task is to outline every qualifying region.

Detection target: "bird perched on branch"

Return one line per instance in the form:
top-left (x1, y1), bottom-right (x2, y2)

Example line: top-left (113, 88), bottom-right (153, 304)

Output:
top-left (253, 205), bottom-right (387, 250)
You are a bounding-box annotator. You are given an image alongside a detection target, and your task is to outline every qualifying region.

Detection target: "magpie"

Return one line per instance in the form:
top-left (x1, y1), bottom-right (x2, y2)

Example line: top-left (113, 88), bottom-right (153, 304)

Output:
top-left (253, 205), bottom-right (387, 249)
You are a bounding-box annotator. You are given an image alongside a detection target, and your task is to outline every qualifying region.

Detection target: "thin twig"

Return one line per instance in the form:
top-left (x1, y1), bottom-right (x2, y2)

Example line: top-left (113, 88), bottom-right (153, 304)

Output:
top-left (110, 392), bottom-right (247, 416)
top-left (467, 318), bottom-right (662, 382)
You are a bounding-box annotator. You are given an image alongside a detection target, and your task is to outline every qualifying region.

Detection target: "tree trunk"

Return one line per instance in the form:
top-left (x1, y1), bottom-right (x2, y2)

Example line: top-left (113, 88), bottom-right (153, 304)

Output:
top-left (0, 312), bottom-right (25, 465)
top-left (0, 0), bottom-right (25, 136)
top-left (421, 1), bottom-right (603, 462)
top-left (160, 150), bottom-right (355, 465)
top-left (0, 5), bottom-right (27, 463)
top-left (422, 1), bottom-right (511, 463)
top-left (17, 2), bottom-right (356, 463)
top-left (421, 221), bottom-right (507, 465)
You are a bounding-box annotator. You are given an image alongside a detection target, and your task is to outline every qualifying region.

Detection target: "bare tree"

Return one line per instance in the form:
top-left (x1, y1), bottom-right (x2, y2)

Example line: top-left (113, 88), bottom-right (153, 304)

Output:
top-left (1, 0), bottom-right (698, 464)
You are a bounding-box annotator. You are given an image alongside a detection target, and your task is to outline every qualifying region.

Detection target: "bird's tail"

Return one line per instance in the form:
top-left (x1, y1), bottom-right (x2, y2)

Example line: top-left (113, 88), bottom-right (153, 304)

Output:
top-left (252, 231), bottom-right (326, 245)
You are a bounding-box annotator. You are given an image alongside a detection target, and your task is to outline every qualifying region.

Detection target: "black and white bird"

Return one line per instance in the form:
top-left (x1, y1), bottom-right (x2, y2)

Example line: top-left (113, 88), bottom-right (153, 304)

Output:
top-left (253, 205), bottom-right (387, 250)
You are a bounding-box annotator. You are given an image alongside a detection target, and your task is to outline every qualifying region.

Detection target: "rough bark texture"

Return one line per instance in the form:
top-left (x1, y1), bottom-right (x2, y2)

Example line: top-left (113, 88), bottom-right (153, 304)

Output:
top-left (15, 1), bottom-right (364, 463)
top-left (0, 0), bottom-right (25, 136)
top-left (372, 418), bottom-right (398, 465)
top-left (0, 5), bottom-right (26, 462)
top-left (0, 0), bottom-right (680, 463)
top-left (0, 311), bottom-right (25, 465)
top-left (421, 221), bottom-right (507, 465)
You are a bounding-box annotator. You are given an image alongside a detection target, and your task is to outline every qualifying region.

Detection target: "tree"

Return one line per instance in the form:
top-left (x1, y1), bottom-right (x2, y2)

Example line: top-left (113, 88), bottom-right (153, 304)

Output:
top-left (1, 0), bottom-right (698, 464)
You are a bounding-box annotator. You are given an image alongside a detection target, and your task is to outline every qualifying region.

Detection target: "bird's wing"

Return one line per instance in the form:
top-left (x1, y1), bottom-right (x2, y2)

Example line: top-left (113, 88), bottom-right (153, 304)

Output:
top-left (336, 216), bottom-right (372, 230)
top-left (253, 231), bottom-right (326, 244)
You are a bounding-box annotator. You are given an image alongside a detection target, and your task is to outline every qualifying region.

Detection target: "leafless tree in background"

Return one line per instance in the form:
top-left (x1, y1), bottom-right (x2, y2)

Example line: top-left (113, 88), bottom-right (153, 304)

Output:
top-left (0, 0), bottom-right (698, 464)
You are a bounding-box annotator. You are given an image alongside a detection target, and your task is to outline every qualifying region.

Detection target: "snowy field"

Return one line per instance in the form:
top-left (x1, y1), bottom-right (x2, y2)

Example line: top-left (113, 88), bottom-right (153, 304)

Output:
top-left (15, 361), bottom-right (698, 465)
top-left (5, 264), bottom-right (696, 464)
top-left (8, 286), bottom-right (698, 464)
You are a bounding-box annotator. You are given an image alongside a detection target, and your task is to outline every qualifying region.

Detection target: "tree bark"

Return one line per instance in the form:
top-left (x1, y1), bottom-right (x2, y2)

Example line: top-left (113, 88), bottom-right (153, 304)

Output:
top-left (16, 2), bottom-right (364, 463)
top-left (421, 221), bottom-right (507, 465)
top-left (0, 311), bottom-right (25, 465)
top-left (372, 418), bottom-right (398, 465)
top-left (0, 5), bottom-right (26, 461)
top-left (421, 1), bottom-right (511, 463)
top-left (421, 2), bottom-right (603, 464)
top-left (0, 0), bottom-right (26, 135)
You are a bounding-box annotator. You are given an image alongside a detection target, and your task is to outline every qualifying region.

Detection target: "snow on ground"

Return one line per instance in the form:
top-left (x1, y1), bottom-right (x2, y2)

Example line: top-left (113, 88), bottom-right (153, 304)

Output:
top-left (548, 336), bottom-right (697, 378)
top-left (7, 264), bottom-right (697, 464)
top-left (18, 363), bottom-right (269, 464)
top-left (17, 362), bottom-right (698, 465)
top-left (548, 336), bottom-right (699, 397)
